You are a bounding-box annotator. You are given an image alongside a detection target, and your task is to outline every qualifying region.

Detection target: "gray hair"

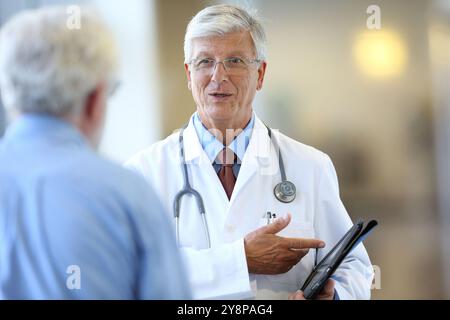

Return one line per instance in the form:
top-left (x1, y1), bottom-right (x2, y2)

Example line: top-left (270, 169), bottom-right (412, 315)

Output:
top-left (0, 6), bottom-right (118, 117)
top-left (184, 4), bottom-right (267, 63)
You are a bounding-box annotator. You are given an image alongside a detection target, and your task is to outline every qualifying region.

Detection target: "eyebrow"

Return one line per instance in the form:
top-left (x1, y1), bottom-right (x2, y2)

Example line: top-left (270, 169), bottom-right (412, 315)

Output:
top-left (193, 51), bottom-right (251, 58)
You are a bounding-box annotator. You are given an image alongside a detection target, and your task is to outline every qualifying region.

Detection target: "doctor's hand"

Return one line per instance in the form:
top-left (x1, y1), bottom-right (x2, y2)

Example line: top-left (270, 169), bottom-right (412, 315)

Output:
top-left (288, 279), bottom-right (336, 300)
top-left (244, 213), bottom-right (325, 275)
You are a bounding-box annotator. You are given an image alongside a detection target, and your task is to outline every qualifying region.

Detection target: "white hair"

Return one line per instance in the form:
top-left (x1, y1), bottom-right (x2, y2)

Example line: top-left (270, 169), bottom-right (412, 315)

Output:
top-left (184, 4), bottom-right (267, 63)
top-left (0, 6), bottom-right (118, 116)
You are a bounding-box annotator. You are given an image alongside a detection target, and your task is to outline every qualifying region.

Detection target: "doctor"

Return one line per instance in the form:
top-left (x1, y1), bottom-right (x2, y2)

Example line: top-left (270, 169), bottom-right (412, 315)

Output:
top-left (126, 4), bottom-right (374, 299)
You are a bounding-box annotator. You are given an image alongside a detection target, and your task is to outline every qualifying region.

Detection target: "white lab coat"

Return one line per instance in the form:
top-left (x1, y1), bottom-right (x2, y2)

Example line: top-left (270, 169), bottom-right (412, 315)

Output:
top-left (126, 113), bottom-right (374, 300)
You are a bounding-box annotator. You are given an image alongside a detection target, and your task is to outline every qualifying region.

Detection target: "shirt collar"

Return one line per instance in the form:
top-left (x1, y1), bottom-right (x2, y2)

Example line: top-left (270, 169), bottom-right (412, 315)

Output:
top-left (3, 113), bottom-right (87, 148)
top-left (193, 112), bottom-right (255, 164)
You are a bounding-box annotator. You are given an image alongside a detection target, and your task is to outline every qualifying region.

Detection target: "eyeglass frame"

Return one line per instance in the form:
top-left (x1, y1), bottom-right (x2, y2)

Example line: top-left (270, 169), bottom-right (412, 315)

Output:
top-left (188, 56), bottom-right (262, 74)
top-left (107, 80), bottom-right (121, 97)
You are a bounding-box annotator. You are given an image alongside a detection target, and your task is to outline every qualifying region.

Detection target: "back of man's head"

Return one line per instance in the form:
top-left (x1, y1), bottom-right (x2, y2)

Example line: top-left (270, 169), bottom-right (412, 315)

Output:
top-left (0, 6), bottom-right (118, 145)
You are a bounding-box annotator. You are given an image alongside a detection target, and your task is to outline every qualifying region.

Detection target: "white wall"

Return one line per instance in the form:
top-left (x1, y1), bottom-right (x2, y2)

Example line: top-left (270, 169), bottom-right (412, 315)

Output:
top-left (94, 0), bottom-right (161, 163)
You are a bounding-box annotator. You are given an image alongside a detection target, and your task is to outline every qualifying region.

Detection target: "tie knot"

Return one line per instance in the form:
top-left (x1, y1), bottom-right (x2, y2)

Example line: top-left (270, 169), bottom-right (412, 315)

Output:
top-left (216, 147), bottom-right (236, 167)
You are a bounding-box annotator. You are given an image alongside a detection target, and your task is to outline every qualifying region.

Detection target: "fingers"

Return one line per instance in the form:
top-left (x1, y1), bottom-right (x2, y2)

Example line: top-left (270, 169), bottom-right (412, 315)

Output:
top-left (294, 249), bottom-right (309, 261)
top-left (286, 237), bottom-right (325, 250)
top-left (315, 279), bottom-right (336, 300)
top-left (257, 213), bottom-right (292, 235)
top-left (288, 290), bottom-right (306, 300)
top-left (290, 280), bottom-right (335, 301)
top-left (322, 279), bottom-right (335, 296)
top-left (283, 248), bottom-right (310, 268)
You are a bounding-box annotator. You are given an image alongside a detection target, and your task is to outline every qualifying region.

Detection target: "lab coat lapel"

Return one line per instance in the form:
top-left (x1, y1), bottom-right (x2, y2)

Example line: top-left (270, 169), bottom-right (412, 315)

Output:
top-left (182, 116), bottom-right (204, 163)
top-left (229, 116), bottom-right (272, 204)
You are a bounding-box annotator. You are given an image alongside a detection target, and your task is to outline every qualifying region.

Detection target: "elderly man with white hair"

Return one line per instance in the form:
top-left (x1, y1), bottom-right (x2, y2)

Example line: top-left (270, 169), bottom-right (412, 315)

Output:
top-left (0, 7), bottom-right (190, 299)
top-left (127, 4), bottom-right (374, 300)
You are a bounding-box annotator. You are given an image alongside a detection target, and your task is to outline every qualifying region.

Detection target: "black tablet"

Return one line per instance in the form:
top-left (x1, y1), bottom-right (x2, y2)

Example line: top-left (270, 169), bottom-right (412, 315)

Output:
top-left (300, 219), bottom-right (378, 299)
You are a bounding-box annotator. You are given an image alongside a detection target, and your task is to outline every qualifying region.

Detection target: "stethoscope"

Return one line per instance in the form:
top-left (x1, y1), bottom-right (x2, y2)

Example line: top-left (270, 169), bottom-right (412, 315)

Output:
top-left (173, 124), bottom-right (296, 248)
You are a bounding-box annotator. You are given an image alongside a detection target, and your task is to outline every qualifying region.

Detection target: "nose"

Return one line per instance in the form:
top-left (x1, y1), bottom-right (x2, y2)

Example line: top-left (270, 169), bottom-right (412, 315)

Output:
top-left (210, 61), bottom-right (228, 83)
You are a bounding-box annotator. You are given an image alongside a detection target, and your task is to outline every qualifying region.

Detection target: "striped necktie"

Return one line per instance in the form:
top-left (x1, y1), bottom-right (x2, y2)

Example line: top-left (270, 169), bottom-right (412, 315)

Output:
top-left (216, 147), bottom-right (236, 200)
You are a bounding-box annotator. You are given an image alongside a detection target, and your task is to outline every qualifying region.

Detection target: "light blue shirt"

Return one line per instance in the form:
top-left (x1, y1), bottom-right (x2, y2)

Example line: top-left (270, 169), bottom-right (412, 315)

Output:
top-left (0, 114), bottom-right (191, 299)
top-left (193, 112), bottom-right (255, 177)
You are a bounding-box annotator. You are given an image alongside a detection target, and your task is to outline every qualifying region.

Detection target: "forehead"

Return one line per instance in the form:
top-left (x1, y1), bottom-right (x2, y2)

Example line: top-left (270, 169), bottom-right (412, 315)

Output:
top-left (191, 31), bottom-right (256, 58)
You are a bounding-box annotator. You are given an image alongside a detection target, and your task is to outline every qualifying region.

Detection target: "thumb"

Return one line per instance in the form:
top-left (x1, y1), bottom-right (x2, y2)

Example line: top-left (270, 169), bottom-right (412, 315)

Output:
top-left (259, 213), bottom-right (292, 235)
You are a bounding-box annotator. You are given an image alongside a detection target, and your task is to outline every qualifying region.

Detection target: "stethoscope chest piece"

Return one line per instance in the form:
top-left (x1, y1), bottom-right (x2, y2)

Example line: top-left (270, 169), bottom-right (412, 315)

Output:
top-left (274, 180), bottom-right (296, 203)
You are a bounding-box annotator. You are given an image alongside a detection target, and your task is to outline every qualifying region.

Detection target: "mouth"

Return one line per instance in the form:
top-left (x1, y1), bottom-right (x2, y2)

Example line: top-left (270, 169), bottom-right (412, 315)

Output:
top-left (208, 92), bottom-right (233, 98)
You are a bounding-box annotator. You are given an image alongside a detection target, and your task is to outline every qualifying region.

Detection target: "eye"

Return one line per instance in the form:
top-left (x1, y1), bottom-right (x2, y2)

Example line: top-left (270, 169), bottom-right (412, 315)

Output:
top-left (228, 57), bottom-right (245, 65)
top-left (195, 58), bottom-right (214, 68)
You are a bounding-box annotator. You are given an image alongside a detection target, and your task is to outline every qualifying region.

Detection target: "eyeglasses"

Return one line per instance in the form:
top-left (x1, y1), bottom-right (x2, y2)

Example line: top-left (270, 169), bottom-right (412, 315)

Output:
top-left (108, 80), bottom-right (121, 97)
top-left (189, 57), bottom-right (261, 74)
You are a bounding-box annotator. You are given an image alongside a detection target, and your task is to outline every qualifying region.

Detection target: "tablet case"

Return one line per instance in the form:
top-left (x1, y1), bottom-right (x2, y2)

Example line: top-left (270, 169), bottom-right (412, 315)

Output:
top-left (300, 219), bottom-right (378, 299)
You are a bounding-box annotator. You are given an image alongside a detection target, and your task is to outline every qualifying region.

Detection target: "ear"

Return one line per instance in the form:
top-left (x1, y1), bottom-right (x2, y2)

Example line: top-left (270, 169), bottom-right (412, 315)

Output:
top-left (256, 61), bottom-right (267, 91)
top-left (84, 83), bottom-right (106, 123)
top-left (184, 63), bottom-right (192, 90)
top-left (67, 82), bottom-right (107, 148)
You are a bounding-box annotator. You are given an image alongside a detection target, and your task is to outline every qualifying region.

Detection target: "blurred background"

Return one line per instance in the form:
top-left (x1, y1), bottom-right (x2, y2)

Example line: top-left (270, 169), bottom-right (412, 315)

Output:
top-left (1, 0), bottom-right (449, 299)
